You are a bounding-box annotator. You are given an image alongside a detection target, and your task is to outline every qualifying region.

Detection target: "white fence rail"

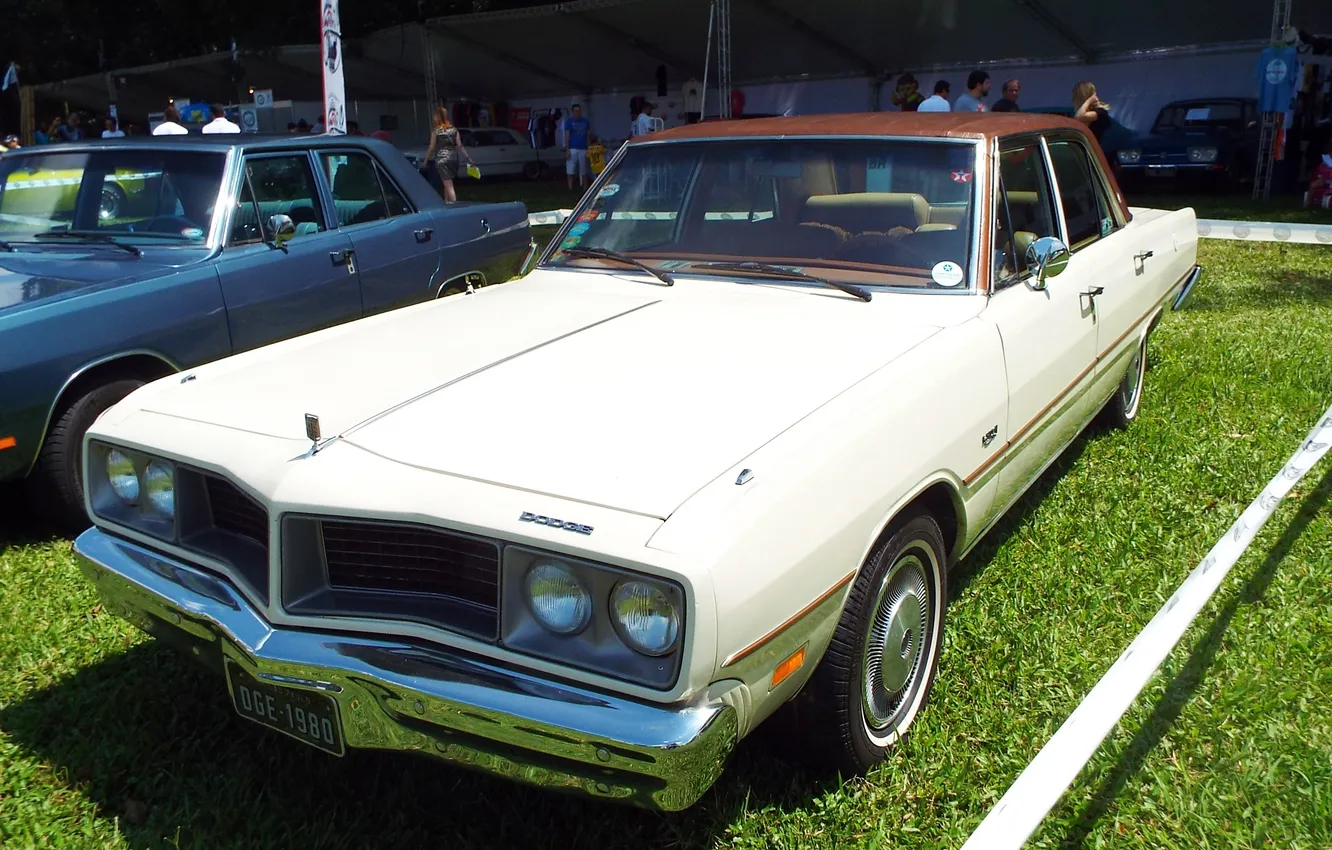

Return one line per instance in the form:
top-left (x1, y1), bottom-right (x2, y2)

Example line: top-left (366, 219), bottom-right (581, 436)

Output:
top-left (961, 402), bottom-right (1332, 850)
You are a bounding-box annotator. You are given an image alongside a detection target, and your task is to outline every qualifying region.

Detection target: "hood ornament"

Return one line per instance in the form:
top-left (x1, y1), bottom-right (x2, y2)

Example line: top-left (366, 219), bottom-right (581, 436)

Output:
top-left (305, 414), bottom-right (322, 454)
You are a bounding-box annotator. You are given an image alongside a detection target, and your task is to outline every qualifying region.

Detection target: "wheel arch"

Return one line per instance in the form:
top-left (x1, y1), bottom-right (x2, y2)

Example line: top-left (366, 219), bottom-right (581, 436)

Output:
top-left (859, 475), bottom-right (967, 574)
top-left (26, 350), bottom-right (180, 476)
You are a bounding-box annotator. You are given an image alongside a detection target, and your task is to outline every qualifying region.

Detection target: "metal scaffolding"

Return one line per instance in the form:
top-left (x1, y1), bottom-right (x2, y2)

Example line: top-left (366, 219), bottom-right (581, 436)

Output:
top-left (716, 0), bottom-right (733, 118)
top-left (1252, 0), bottom-right (1292, 200)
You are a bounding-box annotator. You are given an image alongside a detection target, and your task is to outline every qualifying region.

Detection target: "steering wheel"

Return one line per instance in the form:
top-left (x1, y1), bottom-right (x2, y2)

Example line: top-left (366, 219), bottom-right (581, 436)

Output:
top-left (135, 215), bottom-right (201, 236)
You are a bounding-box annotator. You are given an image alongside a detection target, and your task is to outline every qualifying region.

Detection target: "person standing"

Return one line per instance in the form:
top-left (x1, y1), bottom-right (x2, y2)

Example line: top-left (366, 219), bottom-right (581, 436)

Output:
top-left (56, 113), bottom-right (83, 141)
top-left (563, 104), bottom-right (591, 190)
top-left (423, 106), bottom-right (475, 204)
top-left (632, 101), bottom-right (657, 136)
top-left (1072, 81), bottom-right (1112, 147)
top-left (201, 104), bottom-right (240, 134)
top-left (891, 74), bottom-right (926, 111)
top-left (917, 80), bottom-right (952, 113)
top-left (152, 106), bottom-right (188, 135)
top-left (991, 79), bottom-right (1021, 112)
top-left (952, 71), bottom-right (991, 114)
top-left (101, 117), bottom-right (125, 138)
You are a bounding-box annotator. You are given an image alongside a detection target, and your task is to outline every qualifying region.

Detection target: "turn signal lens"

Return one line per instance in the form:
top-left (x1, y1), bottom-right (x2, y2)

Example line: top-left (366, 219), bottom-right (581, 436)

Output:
top-left (0, 436), bottom-right (15, 451)
top-left (771, 645), bottom-right (807, 689)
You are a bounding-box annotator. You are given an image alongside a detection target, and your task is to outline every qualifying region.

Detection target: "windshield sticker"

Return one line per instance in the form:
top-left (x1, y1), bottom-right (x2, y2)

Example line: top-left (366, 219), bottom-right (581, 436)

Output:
top-left (950, 169), bottom-right (973, 184)
top-left (568, 223), bottom-right (590, 236)
top-left (559, 237), bottom-right (582, 250)
top-left (577, 210), bottom-right (600, 223)
top-left (1184, 107), bottom-right (1211, 121)
top-left (658, 260), bottom-right (689, 269)
top-left (1100, 217), bottom-right (1113, 236)
top-left (597, 183), bottom-right (620, 198)
top-left (931, 261), bottom-right (965, 287)
top-left (182, 227), bottom-right (204, 239)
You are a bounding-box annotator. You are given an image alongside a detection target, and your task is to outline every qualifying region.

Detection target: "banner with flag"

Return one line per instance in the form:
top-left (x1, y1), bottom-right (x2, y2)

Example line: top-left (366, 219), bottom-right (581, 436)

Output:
top-left (319, 1), bottom-right (346, 135)
top-left (2, 62), bottom-right (18, 91)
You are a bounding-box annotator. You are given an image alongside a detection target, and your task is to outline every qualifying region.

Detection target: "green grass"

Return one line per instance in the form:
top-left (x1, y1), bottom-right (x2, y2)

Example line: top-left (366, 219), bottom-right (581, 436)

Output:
top-left (3, 237), bottom-right (1332, 849)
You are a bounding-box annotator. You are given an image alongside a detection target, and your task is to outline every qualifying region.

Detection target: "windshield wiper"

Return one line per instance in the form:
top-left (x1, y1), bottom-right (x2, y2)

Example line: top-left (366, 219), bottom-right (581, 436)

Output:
top-left (560, 246), bottom-right (674, 286)
top-left (33, 230), bottom-right (142, 257)
top-left (691, 261), bottom-right (872, 302)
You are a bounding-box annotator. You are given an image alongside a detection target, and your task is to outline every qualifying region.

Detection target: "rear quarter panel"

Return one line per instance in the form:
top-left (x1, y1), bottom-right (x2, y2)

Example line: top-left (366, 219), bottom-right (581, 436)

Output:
top-left (0, 268), bottom-right (231, 481)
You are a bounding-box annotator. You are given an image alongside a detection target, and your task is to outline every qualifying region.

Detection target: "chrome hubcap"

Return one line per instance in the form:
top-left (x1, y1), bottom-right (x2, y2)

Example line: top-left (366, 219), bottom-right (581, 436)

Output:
top-left (1120, 345), bottom-right (1143, 411)
top-left (862, 551), bottom-right (930, 730)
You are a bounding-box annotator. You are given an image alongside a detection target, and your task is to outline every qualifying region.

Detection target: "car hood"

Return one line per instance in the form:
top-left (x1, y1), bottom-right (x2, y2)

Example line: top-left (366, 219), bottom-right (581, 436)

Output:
top-left (1134, 127), bottom-right (1240, 149)
top-left (135, 273), bottom-right (947, 518)
top-left (0, 249), bottom-right (206, 316)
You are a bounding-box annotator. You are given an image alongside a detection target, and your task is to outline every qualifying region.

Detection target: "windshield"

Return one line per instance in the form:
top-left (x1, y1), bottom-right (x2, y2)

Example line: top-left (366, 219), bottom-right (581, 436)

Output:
top-left (545, 138), bottom-right (979, 291)
top-left (0, 148), bottom-right (226, 245)
top-left (1152, 103), bottom-right (1246, 133)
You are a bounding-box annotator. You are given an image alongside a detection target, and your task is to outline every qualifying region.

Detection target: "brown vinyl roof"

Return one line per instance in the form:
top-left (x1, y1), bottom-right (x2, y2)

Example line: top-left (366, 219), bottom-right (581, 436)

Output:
top-left (632, 112), bottom-right (1092, 143)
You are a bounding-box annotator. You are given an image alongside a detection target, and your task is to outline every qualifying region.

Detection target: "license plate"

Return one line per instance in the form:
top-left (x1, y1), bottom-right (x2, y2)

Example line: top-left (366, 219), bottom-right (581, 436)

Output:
top-left (1146, 165), bottom-right (1177, 177)
top-left (224, 660), bottom-right (345, 756)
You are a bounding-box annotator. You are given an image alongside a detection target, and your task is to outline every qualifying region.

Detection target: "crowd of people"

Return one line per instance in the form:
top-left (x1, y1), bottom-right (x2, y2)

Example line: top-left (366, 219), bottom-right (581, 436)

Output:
top-left (892, 70), bottom-right (1114, 147)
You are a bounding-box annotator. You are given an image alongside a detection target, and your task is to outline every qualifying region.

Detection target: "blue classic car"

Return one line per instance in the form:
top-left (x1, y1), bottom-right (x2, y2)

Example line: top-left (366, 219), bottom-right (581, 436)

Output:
top-left (0, 134), bottom-right (533, 525)
top-left (1113, 97), bottom-right (1260, 187)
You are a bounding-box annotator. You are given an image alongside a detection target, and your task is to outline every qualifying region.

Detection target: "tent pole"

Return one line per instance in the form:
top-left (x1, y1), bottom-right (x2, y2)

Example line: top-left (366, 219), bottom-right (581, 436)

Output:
top-left (702, 2), bottom-right (715, 120)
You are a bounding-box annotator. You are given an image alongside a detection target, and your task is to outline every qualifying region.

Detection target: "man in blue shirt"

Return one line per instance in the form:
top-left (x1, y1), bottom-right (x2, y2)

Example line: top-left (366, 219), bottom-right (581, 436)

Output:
top-left (563, 104), bottom-right (592, 190)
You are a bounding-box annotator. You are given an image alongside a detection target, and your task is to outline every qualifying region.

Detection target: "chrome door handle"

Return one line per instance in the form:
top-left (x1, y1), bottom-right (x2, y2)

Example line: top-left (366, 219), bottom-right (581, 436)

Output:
top-left (414, 227), bottom-right (433, 243)
top-left (1085, 285), bottom-right (1105, 296)
top-left (480, 218), bottom-right (491, 235)
top-left (1135, 250), bottom-right (1154, 261)
top-left (329, 250), bottom-right (350, 266)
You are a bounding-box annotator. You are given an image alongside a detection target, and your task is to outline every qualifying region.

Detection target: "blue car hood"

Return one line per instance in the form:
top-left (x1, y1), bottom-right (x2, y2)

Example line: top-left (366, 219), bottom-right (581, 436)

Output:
top-left (0, 249), bottom-right (208, 317)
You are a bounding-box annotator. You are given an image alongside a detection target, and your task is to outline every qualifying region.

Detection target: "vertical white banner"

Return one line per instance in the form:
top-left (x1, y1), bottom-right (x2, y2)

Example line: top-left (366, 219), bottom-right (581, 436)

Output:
top-left (320, 0), bottom-right (346, 134)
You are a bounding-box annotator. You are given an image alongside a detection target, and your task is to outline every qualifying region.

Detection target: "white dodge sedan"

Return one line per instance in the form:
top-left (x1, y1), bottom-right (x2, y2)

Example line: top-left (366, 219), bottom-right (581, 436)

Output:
top-left (74, 113), bottom-right (1201, 811)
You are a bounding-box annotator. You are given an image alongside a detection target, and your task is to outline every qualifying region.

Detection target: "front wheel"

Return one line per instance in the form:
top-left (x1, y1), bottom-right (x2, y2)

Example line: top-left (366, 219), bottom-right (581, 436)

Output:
top-left (797, 510), bottom-right (947, 775)
top-left (30, 378), bottom-right (145, 529)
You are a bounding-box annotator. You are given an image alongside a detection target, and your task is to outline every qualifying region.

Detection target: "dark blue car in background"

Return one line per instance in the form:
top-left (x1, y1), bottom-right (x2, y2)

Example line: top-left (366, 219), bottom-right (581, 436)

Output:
top-left (1113, 97), bottom-right (1260, 188)
top-left (0, 134), bottom-right (532, 526)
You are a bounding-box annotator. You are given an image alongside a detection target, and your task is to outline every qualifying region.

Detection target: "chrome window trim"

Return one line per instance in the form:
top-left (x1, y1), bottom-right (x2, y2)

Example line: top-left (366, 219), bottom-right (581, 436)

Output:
top-left (539, 134), bottom-right (986, 297)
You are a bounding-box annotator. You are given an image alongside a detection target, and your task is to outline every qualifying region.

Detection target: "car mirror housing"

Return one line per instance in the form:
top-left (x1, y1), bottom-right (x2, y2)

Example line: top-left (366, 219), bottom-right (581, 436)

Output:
top-left (268, 214), bottom-right (296, 248)
top-left (1026, 236), bottom-right (1070, 290)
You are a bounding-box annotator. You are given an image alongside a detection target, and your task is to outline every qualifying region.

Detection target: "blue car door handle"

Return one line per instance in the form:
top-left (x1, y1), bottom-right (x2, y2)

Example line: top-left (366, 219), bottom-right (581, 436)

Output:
top-left (414, 227), bottom-right (433, 243)
top-left (330, 249), bottom-right (352, 266)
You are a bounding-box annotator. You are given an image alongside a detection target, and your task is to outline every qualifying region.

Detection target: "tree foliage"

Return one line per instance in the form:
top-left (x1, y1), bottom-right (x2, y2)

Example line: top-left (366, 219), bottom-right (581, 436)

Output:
top-left (0, 0), bottom-right (558, 84)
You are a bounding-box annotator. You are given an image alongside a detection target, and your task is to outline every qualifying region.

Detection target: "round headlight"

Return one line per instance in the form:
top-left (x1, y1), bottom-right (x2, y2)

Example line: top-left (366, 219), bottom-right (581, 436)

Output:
top-left (610, 580), bottom-right (680, 656)
top-left (525, 560), bottom-right (591, 635)
top-left (144, 461), bottom-right (175, 519)
top-left (105, 449), bottom-right (139, 502)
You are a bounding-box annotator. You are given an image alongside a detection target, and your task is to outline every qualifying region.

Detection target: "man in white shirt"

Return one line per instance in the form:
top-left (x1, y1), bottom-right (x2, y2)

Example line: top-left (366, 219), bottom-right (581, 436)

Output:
top-left (632, 102), bottom-right (657, 136)
top-left (917, 80), bottom-right (952, 113)
top-left (101, 117), bottom-right (126, 138)
top-left (152, 105), bottom-right (188, 135)
top-left (201, 103), bottom-right (241, 134)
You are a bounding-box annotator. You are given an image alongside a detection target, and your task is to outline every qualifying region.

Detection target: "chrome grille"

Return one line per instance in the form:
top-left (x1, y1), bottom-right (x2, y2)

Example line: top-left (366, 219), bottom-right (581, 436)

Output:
top-left (321, 521), bottom-right (500, 611)
top-left (205, 476), bottom-right (269, 551)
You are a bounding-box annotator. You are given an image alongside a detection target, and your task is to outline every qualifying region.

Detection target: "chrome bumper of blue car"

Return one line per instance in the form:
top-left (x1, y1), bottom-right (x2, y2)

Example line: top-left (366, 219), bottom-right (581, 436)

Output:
top-left (73, 527), bottom-right (736, 811)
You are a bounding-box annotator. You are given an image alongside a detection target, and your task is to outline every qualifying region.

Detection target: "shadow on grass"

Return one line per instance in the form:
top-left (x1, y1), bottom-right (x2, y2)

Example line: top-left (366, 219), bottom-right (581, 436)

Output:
top-left (0, 481), bottom-right (71, 549)
top-left (1056, 464), bottom-right (1332, 850)
top-left (0, 632), bottom-right (834, 849)
top-left (1187, 267), bottom-right (1332, 312)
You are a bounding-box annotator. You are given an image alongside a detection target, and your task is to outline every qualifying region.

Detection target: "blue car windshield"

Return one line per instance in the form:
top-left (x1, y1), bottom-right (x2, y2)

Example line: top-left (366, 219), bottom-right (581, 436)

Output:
top-left (0, 148), bottom-right (226, 244)
top-left (1152, 103), bottom-right (1246, 132)
top-left (546, 138), bottom-right (980, 291)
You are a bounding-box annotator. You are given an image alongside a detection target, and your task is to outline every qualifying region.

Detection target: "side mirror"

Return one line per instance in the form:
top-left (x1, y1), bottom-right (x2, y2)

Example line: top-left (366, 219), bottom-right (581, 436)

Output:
top-left (1025, 236), bottom-right (1070, 290)
top-left (268, 213), bottom-right (296, 249)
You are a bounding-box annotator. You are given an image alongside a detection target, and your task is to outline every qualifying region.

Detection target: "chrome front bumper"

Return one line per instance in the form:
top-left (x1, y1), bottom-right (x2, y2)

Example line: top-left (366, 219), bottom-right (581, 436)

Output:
top-left (74, 528), bottom-right (737, 811)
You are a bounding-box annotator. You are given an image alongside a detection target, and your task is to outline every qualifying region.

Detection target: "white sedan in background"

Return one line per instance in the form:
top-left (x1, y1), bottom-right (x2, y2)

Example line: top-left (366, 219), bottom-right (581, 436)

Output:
top-left (403, 127), bottom-right (551, 179)
top-left (74, 112), bottom-right (1201, 812)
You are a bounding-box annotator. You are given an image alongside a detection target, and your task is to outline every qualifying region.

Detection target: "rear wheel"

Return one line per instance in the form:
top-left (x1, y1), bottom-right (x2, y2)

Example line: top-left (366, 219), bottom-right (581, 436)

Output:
top-left (797, 510), bottom-right (947, 774)
top-left (522, 160), bottom-right (542, 180)
top-left (1099, 333), bottom-right (1147, 429)
top-left (30, 379), bottom-right (145, 529)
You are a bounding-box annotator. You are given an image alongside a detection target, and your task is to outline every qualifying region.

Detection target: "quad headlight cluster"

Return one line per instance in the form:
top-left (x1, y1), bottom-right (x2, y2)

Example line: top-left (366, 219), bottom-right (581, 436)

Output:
top-left (1187, 146), bottom-right (1219, 163)
top-left (87, 442), bottom-right (177, 538)
top-left (504, 548), bottom-right (684, 689)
